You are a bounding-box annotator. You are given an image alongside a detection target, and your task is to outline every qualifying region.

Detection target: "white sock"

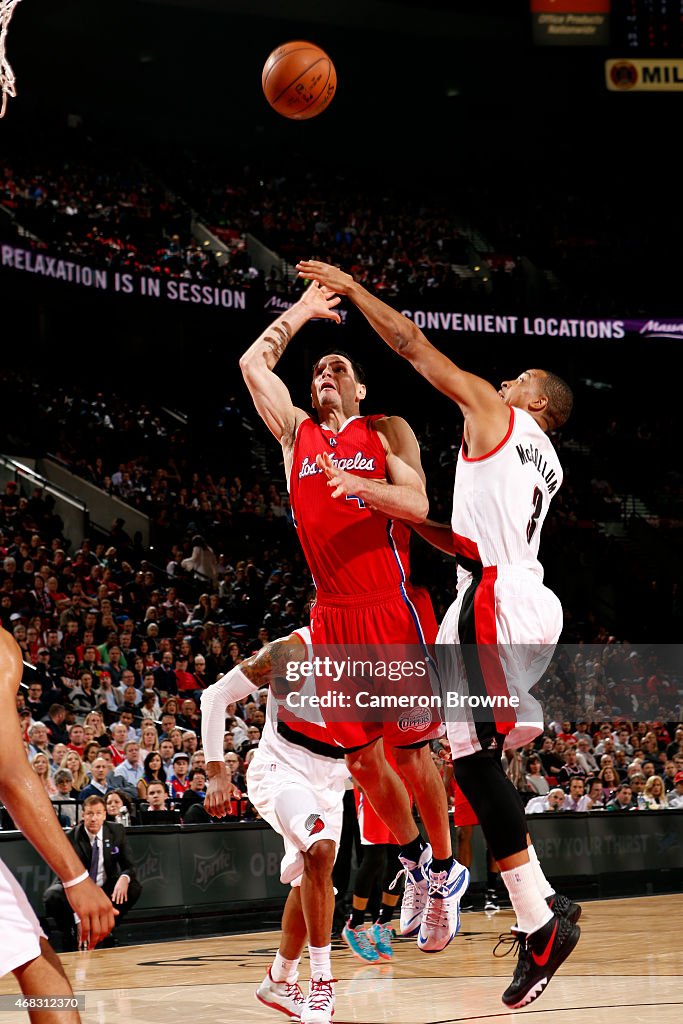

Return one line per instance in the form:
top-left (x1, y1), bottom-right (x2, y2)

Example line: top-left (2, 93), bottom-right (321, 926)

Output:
top-left (271, 950), bottom-right (300, 983)
top-left (308, 943), bottom-right (333, 982)
top-left (527, 844), bottom-right (555, 900)
top-left (501, 860), bottom-right (554, 935)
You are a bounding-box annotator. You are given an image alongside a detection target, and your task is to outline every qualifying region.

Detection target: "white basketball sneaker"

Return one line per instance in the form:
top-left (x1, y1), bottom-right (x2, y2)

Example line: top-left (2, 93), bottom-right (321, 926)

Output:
top-left (390, 843), bottom-right (432, 937)
top-left (417, 859), bottom-right (470, 953)
top-left (255, 968), bottom-right (306, 1018)
top-left (300, 977), bottom-right (336, 1024)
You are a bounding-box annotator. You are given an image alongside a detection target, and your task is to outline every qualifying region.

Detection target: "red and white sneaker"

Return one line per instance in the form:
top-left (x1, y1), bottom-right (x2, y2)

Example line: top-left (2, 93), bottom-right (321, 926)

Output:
top-left (300, 977), bottom-right (336, 1024)
top-left (255, 968), bottom-right (306, 1018)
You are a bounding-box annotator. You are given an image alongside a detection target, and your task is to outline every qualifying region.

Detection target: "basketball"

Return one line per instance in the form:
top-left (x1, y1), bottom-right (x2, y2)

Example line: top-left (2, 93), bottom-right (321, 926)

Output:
top-left (262, 41), bottom-right (336, 120)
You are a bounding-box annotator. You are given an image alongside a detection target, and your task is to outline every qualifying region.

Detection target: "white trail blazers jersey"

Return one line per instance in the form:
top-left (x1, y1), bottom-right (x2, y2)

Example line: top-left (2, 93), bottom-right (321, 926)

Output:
top-left (451, 407), bottom-right (562, 573)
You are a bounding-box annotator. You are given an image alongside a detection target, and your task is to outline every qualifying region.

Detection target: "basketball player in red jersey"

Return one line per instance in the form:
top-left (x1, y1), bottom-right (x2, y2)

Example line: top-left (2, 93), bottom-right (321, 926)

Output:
top-left (240, 282), bottom-right (470, 956)
top-left (295, 260), bottom-right (580, 1010)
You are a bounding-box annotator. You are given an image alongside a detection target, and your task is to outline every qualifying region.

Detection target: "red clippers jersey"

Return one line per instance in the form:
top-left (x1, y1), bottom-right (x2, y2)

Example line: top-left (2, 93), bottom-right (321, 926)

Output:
top-left (289, 415), bottom-right (412, 596)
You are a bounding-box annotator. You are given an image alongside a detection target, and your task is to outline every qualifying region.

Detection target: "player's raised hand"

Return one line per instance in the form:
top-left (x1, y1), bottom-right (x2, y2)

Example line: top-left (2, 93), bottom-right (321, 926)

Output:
top-left (205, 767), bottom-right (242, 818)
top-left (316, 452), bottom-right (362, 500)
top-left (297, 280), bottom-right (342, 322)
top-left (297, 261), bottom-right (354, 296)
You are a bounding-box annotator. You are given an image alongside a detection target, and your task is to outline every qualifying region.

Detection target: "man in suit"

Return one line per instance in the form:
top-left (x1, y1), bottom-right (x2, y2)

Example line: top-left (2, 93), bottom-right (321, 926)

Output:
top-left (44, 795), bottom-right (142, 950)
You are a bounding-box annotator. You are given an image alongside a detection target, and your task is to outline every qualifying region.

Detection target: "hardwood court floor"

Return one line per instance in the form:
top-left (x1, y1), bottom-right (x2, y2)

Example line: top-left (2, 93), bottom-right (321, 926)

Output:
top-left (0, 895), bottom-right (681, 1023)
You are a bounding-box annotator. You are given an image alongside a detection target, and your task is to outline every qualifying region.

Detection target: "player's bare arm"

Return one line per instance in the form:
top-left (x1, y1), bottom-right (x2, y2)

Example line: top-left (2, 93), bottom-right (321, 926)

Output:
top-left (411, 518), bottom-right (457, 556)
top-left (315, 415), bottom-right (428, 523)
top-left (239, 282), bottom-right (342, 449)
top-left (297, 260), bottom-right (510, 456)
top-left (0, 628), bottom-right (116, 949)
top-left (202, 634), bottom-right (306, 816)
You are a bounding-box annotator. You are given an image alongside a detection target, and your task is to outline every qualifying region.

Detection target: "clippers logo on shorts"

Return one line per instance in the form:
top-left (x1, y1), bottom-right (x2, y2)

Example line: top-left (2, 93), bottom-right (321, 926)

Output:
top-left (305, 813), bottom-right (325, 835)
top-left (398, 707), bottom-right (432, 733)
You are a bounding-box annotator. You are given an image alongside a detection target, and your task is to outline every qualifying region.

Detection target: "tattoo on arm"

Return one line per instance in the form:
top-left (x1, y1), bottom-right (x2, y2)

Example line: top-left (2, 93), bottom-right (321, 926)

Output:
top-left (263, 320), bottom-right (292, 368)
top-left (241, 642), bottom-right (301, 685)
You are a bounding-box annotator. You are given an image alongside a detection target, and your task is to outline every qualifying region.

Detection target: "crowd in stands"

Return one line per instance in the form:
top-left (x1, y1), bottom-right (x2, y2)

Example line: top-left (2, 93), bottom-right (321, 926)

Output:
top-left (0, 152), bottom-right (262, 290)
top-left (3, 138), bottom-right (672, 315)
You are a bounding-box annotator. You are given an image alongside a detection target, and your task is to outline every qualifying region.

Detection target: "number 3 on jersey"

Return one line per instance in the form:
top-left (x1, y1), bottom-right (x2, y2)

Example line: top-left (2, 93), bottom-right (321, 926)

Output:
top-left (526, 486), bottom-right (543, 543)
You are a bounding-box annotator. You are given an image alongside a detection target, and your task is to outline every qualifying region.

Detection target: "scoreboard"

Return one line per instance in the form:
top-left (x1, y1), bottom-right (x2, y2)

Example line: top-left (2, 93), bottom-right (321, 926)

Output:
top-left (612, 0), bottom-right (683, 54)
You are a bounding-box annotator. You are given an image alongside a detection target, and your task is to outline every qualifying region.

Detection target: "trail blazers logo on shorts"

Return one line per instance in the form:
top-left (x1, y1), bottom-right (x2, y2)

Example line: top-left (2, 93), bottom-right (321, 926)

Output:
top-left (305, 813), bottom-right (325, 835)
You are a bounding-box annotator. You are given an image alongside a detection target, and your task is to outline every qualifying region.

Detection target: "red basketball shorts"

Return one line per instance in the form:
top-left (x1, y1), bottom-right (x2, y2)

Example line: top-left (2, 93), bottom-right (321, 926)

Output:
top-left (309, 584), bottom-right (441, 750)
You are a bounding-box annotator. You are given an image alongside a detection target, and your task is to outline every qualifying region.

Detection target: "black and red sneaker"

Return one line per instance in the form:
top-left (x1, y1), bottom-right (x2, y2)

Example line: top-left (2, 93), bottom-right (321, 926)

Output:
top-left (495, 913), bottom-right (580, 1009)
top-left (547, 891), bottom-right (582, 924)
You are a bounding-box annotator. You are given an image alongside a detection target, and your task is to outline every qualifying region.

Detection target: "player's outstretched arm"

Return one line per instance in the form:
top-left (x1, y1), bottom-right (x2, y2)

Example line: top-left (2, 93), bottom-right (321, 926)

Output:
top-left (296, 261), bottom-right (501, 419)
top-left (411, 519), bottom-right (457, 556)
top-left (239, 281), bottom-right (341, 444)
top-left (202, 633), bottom-right (306, 816)
top-left (0, 628), bottom-right (116, 949)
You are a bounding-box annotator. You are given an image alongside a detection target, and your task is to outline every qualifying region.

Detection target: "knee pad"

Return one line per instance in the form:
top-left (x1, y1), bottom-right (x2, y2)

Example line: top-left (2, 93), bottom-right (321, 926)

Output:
top-left (453, 749), bottom-right (527, 862)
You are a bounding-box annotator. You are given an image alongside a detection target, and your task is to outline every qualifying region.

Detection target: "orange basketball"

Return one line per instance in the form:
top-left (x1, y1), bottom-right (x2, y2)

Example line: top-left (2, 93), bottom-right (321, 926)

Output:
top-left (262, 41), bottom-right (337, 120)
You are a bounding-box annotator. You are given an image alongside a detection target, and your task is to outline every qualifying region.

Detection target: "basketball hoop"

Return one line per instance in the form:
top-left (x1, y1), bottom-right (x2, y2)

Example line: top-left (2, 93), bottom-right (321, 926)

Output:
top-left (0, 0), bottom-right (22, 118)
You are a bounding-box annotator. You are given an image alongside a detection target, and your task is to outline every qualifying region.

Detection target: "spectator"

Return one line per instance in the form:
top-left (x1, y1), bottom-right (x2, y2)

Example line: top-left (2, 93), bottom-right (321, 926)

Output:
top-left (82, 740), bottom-right (102, 765)
top-left (169, 751), bottom-right (191, 799)
top-left (181, 535), bottom-right (219, 587)
top-left (27, 722), bottom-right (51, 759)
top-left (143, 780), bottom-right (171, 813)
top-left (79, 756), bottom-right (115, 801)
top-left (159, 711), bottom-right (178, 739)
top-left (564, 778), bottom-right (592, 812)
top-left (555, 720), bottom-right (577, 744)
top-left (586, 778), bottom-right (605, 809)
top-left (178, 768), bottom-right (208, 821)
top-left (49, 742), bottom-right (68, 775)
top-left (66, 723), bottom-right (86, 756)
top-left (59, 750), bottom-right (89, 793)
top-left (224, 752), bottom-right (246, 793)
top-left (108, 723), bottom-right (130, 767)
top-left (167, 727), bottom-right (185, 752)
top-left (665, 727), bottom-right (683, 761)
top-left (638, 775), bottom-right (667, 810)
top-left (105, 789), bottom-right (135, 826)
top-left (538, 736), bottom-right (565, 778)
top-left (181, 729), bottom-right (199, 757)
top-left (606, 783), bottom-right (636, 811)
top-left (31, 751), bottom-right (57, 796)
top-left (44, 794), bottom-right (142, 950)
top-left (667, 770), bottom-right (683, 808)
top-left (71, 671), bottom-right (99, 714)
top-left (177, 699), bottom-right (200, 732)
top-left (575, 737), bottom-right (599, 775)
top-left (139, 688), bottom-right (161, 722)
top-left (239, 725), bottom-right (262, 759)
top-left (51, 769), bottom-right (78, 825)
top-left (557, 748), bottom-right (587, 788)
top-left (83, 710), bottom-right (110, 748)
top-left (598, 765), bottom-right (620, 803)
top-left (137, 750), bottom-right (168, 800)
top-left (159, 738), bottom-right (175, 774)
top-left (525, 788), bottom-right (566, 814)
top-left (139, 721), bottom-right (160, 753)
top-left (41, 703), bottom-right (70, 746)
top-left (112, 740), bottom-right (144, 798)
top-left (25, 681), bottom-right (47, 720)
top-left (154, 650), bottom-right (178, 696)
top-left (93, 671), bottom-right (119, 714)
